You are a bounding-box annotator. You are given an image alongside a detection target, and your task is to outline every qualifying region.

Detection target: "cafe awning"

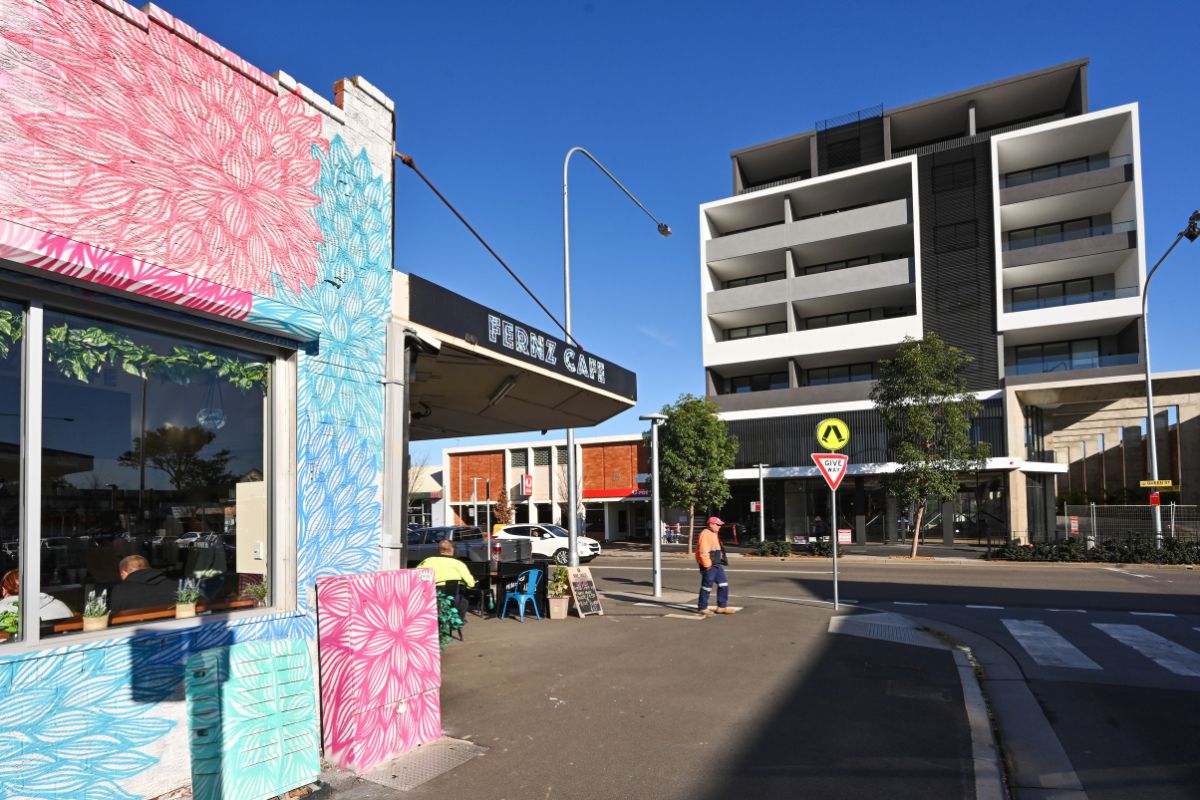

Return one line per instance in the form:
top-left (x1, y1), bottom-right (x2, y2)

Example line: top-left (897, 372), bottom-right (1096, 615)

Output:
top-left (390, 273), bottom-right (637, 441)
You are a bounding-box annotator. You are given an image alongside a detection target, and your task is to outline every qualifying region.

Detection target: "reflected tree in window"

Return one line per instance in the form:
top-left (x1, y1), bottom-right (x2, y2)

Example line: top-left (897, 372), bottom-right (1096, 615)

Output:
top-left (117, 425), bottom-right (234, 498)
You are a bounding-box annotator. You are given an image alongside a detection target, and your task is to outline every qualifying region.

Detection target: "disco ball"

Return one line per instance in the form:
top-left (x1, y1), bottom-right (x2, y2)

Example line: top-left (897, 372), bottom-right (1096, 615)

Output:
top-left (196, 408), bottom-right (227, 431)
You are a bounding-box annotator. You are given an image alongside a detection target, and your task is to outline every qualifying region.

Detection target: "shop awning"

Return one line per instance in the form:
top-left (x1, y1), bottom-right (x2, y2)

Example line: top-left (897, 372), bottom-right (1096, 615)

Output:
top-left (391, 273), bottom-right (637, 441)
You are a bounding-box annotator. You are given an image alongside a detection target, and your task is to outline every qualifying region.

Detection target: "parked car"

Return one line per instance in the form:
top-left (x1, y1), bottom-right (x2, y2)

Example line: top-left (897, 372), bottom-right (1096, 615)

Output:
top-left (405, 526), bottom-right (532, 567)
top-left (493, 524), bottom-right (601, 564)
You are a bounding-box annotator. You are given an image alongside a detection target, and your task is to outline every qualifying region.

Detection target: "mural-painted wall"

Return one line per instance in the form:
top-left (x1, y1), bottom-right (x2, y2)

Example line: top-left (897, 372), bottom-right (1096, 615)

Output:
top-left (0, 1), bottom-right (395, 797)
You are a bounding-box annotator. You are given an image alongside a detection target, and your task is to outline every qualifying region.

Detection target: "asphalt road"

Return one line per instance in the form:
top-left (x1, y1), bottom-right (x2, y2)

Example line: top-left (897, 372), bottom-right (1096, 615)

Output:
top-left (416, 554), bottom-right (978, 800)
top-left (674, 553), bottom-right (1200, 799)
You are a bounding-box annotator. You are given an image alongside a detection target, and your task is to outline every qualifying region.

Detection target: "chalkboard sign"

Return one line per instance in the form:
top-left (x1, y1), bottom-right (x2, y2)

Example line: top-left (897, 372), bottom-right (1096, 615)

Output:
top-left (566, 566), bottom-right (603, 617)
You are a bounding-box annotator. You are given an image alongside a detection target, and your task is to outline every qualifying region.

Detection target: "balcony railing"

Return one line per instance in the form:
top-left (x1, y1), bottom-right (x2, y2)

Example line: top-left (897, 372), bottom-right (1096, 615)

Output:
top-left (1004, 285), bottom-right (1138, 313)
top-left (1001, 154), bottom-right (1132, 189)
top-left (1003, 220), bottom-right (1136, 252)
top-left (1009, 352), bottom-right (1139, 376)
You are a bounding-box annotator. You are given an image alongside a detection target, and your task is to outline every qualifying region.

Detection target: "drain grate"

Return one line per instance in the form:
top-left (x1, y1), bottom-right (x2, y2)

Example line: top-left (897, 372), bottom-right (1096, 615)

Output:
top-left (357, 737), bottom-right (487, 792)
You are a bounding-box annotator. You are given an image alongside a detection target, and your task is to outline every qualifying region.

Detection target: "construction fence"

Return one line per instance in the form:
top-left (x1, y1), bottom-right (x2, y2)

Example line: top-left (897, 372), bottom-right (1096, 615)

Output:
top-left (1060, 504), bottom-right (1199, 545)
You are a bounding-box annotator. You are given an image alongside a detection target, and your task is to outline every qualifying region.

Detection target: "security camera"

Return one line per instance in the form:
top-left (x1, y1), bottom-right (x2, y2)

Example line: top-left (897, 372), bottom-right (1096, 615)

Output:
top-left (403, 327), bottom-right (441, 356)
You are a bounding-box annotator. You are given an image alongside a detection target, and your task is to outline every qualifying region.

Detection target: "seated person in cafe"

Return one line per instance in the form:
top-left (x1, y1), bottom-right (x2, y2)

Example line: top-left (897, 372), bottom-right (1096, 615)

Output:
top-left (0, 570), bottom-right (72, 621)
top-left (418, 540), bottom-right (476, 617)
top-left (109, 555), bottom-right (177, 612)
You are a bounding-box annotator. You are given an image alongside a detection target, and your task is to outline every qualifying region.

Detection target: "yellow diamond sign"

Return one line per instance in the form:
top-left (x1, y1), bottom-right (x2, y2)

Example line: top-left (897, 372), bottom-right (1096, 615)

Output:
top-left (816, 417), bottom-right (850, 451)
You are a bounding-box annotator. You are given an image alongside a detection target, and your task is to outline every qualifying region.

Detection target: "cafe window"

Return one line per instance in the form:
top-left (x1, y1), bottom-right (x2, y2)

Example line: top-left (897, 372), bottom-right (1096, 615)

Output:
top-left (1, 299), bottom-right (281, 645)
top-left (0, 298), bottom-right (22, 644)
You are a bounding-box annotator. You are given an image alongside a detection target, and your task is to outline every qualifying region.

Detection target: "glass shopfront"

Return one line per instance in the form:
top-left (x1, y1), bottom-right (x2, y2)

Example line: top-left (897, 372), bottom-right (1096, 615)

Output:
top-left (0, 295), bottom-right (280, 644)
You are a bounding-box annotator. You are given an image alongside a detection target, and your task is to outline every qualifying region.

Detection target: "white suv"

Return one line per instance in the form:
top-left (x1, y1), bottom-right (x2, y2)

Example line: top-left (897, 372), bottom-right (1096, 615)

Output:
top-left (494, 524), bottom-right (601, 564)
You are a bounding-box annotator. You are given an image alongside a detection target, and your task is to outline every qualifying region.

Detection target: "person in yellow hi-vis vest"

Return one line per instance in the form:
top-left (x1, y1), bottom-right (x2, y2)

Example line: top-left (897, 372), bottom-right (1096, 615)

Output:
top-left (695, 516), bottom-right (735, 616)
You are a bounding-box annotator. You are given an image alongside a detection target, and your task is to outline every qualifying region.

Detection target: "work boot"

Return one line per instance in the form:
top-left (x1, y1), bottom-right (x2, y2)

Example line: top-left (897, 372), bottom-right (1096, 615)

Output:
top-left (716, 607), bottom-right (737, 615)
top-left (697, 608), bottom-right (714, 617)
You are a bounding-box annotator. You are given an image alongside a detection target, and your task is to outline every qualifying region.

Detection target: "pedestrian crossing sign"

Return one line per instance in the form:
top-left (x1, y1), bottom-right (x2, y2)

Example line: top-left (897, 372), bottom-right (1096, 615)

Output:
top-left (815, 417), bottom-right (850, 451)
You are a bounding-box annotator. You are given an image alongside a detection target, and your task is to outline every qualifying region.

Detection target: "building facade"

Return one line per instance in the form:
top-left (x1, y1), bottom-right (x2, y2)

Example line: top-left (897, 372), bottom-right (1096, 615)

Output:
top-left (0, 2), bottom-right (639, 797)
top-left (700, 59), bottom-right (1197, 543)
top-left (440, 435), bottom-right (653, 541)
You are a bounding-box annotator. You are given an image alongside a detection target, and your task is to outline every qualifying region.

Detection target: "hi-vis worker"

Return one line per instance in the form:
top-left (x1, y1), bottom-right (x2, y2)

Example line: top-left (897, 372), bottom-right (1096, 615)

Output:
top-left (696, 516), bottom-right (735, 616)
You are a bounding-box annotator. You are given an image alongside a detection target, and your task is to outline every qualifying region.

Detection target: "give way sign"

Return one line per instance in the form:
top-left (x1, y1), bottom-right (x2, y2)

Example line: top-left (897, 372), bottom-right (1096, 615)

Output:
top-left (811, 453), bottom-right (849, 491)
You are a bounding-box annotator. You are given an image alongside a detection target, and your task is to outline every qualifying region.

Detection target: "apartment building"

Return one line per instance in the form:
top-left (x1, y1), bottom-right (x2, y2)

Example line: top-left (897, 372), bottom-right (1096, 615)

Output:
top-left (700, 59), bottom-right (1199, 543)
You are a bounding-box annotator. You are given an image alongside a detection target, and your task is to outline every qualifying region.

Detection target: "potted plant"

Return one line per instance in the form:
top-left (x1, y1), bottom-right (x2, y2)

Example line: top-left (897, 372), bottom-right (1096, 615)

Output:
top-left (176, 578), bottom-right (201, 619)
top-left (83, 590), bottom-right (109, 631)
top-left (243, 579), bottom-right (269, 608)
top-left (547, 565), bottom-right (571, 620)
top-left (0, 603), bottom-right (18, 640)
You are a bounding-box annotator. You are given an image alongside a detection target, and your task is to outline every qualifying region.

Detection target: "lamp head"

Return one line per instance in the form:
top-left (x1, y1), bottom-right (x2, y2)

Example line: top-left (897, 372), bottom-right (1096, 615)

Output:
top-left (639, 413), bottom-right (668, 424)
top-left (1185, 210), bottom-right (1200, 242)
top-left (657, 222), bottom-right (672, 238)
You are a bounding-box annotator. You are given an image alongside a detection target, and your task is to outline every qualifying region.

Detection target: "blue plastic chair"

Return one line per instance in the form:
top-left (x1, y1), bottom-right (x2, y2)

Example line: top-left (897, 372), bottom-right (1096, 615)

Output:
top-left (500, 569), bottom-right (542, 622)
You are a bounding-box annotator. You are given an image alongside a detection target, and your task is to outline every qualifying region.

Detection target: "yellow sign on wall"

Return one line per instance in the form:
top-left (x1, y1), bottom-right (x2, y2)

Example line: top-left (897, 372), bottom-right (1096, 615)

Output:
top-left (816, 417), bottom-right (850, 451)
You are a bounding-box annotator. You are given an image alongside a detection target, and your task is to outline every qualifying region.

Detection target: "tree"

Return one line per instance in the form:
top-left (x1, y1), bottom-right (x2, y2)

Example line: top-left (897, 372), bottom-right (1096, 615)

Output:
top-left (493, 485), bottom-right (514, 526)
top-left (650, 394), bottom-right (739, 554)
top-left (869, 333), bottom-right (990, 558)
top-left (118, 425), bottom-right (234, 497)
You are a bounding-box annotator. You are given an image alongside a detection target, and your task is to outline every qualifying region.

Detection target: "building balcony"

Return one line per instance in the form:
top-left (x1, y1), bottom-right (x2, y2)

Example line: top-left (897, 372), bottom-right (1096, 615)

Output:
top-left (1007, 351), bottom-right (1139, 378)
top-left (999, 155), bottom-right (1132, 205)
top-left (705, 198), bottom-right (911, 265)
top-left (704, 314), bottom-right (919, 367)
top-left (1001, 221), bottom-right (1136, 270)
top-left (706, 256), bottom-right (912, 315)
top-left (1000, 285), bottom-right (1141, 333)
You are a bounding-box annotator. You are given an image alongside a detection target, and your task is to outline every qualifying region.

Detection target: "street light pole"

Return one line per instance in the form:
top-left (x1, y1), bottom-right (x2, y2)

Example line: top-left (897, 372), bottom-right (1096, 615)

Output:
top-left (471, 476), bottom-right (481, 528)
top-left (563, 146), bottom-right (671, 567)
top-left (754, 463), bottom-right (768, 543)
top-left (1142, 210), bottom-right (1199, 546)
top-left (640, 413), bottom-right (668, 597)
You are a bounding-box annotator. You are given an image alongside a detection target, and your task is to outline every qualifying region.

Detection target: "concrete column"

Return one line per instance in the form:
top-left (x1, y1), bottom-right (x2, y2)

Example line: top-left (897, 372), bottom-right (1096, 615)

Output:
top-left (603, 503), bottom-right (613, 543)
top-left (1043, 475), bottom-right (1058, 539)
top-left (854, 476), bottom-right (866, 545)
top-left (883, 116), bottom-right (892, 159)
top-left (885, 495), bottom-right (898, 544)
top-left (809, 137), bottom-right (819, 178)
top-left (783, 195), bottom-right (794, 224)
top-left (1179, 400), bottom-right (1200, 505)
top-left (784, 479), bottom-right (806, 542)
top-left (1007, 470), bottom-right (1029, 544)
top-left (941, 500), bottom-right (955, 545)
top-left (967, 101), bottom-right (977, 136)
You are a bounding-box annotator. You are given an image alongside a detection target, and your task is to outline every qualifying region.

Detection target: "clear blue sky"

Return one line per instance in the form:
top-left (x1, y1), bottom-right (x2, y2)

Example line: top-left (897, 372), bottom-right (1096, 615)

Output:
top-left (171, 0), bottom-right (1199, 461)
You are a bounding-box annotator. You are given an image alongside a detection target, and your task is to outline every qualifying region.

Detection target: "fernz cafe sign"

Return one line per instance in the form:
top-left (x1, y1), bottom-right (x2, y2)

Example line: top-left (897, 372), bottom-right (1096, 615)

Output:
top-left (406, 275), bottom-right (636, 401)
top-left (488, 314), bottom-right (606, 384)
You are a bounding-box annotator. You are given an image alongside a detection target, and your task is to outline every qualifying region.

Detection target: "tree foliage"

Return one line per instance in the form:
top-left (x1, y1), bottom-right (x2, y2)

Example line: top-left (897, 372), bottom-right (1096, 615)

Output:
top-left (869, 333), bottom-right (989, 557)
top-left (118, 425), bottom-right (234, 496)
top-left (493, 485), bottom-right (514, 526)
top-left (649, 394), bottom-right (738, 553)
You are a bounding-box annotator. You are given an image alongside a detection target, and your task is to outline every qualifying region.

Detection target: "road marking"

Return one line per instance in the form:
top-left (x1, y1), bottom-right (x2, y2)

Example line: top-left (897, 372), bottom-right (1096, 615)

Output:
top-left (1104, 567), bottom-right (1153, 579)
top-left (1002, 619), bottom-right (1101, 670)
top-left (893, 601), bottom-right (927, 606)
top-left (1130, 611), bottom-right (1175, 617)
top-left (1047, 608), bottom-right (1087, 613)
top-left (1094, 624), bottom-right (1200, 677)
top-left (966, 605), bottom-right (1004, 610)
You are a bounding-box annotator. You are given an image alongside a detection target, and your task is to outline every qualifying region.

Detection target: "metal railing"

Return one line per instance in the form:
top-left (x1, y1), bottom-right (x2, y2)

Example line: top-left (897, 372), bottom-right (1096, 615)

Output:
top-left (1009, 352), bottom-right (1139, 376)
top-left (1004, 285), bottom-right (1138, 312)
top-left (1063, 504), bottom-right (1199, 544)
top-left (1001, 154), bottom-right (1132, 189)
top-left (1003, 220), bottom-right (1136, 251)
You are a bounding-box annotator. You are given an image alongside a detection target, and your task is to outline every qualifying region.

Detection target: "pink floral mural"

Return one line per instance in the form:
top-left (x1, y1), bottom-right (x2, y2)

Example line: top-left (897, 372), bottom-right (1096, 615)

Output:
top-left (317, 570), bottom-right (442, 771)
top-left (0, 0), bottom-right (326, 298)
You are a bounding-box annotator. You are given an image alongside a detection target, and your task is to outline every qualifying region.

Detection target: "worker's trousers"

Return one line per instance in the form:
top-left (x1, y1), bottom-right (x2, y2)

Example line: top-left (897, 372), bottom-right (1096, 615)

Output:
top-left (697, 564), bottom-right (729, 610)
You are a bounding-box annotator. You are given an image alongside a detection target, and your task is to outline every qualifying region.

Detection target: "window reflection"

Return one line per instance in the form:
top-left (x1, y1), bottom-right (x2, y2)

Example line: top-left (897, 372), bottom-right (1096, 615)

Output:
top-left (0, 298), bottom-right (21, 644)
top-left (39, 310), bottom-right (270, 635)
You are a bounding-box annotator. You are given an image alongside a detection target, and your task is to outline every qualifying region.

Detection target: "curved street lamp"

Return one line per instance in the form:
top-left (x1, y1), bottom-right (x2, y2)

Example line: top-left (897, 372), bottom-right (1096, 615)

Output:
top-left (563, 147), bottom-right (670, 566)
top-left (1143, 210), bottom-right (1199, 544)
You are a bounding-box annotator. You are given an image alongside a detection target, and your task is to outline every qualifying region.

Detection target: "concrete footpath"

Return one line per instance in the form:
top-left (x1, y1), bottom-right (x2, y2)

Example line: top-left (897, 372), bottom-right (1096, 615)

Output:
top-left (313, 578), bottom-right (1001, 800)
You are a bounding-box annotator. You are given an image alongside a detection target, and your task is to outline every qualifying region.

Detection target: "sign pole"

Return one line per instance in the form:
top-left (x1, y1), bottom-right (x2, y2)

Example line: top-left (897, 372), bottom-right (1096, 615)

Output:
top-left (830, 467), bottom-right (838, 610)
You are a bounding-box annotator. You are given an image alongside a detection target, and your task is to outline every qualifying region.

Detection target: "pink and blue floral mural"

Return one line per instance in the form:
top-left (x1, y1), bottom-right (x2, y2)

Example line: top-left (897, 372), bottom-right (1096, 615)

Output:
top-left (0, 0), bottom-right (401, 796)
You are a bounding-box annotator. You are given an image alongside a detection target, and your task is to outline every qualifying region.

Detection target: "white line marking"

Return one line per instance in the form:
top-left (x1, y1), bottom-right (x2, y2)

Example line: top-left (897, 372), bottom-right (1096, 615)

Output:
top-left (894, 601), bottom-right (927, 606)
top-left (1047, 609), bottom-right (1087, 613)
top-left (966, 605), bottom-right (1004, 610)
top-left (1002, 619), bottom-right (1101, 670)
top-left (1094, 624), bottom-right (1200, 677)
top-left (1130, 612), bottom-right (1176, 617)
top-left (1104, 567), bottom-right (1153, 579)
